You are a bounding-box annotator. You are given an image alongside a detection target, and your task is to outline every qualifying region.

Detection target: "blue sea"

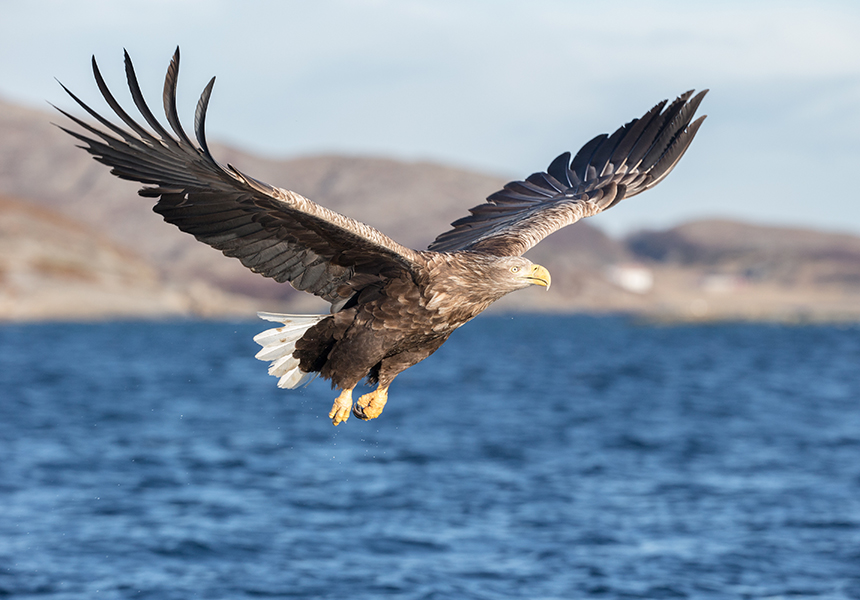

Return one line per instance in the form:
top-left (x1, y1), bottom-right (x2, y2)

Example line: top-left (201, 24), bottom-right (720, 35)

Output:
top-left (1, 316), bottom-right (859, 599)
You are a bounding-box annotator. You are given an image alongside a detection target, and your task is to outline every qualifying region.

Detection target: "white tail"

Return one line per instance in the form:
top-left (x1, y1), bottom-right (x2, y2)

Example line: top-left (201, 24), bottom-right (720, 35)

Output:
top-left (253, 312), bottom-right (326, 389)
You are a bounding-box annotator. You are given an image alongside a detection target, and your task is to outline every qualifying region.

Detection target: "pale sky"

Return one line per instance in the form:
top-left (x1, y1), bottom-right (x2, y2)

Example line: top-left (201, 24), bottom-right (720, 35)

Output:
top-left (2, 0), bottom-right (859, 236)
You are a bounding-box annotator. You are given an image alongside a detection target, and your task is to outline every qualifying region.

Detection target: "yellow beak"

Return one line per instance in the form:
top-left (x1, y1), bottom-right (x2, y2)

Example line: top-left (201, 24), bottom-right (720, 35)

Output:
top-left (526, 264), bottom-right (551, 290)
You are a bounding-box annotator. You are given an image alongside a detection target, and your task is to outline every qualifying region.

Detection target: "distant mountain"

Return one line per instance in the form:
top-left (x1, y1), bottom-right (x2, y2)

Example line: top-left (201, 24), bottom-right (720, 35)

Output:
top-left (624, 221), bottom-right (860, 321)
top-left (0, 95), bottom-right (619, 312)
top-left (2, 95), bottom-right (859, 322)
top-left (0, 195), bottom-right (257, 321)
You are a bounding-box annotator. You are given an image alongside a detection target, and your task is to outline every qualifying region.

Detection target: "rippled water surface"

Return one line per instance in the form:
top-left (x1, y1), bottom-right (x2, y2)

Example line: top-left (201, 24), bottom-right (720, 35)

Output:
top-left (2, 316), bottom-right (860, 599)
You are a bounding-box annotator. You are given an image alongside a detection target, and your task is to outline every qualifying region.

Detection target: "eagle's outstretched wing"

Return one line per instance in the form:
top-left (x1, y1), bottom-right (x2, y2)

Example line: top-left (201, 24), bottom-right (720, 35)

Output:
top-left (56, 48), bottom-right (424, 307)
top-left (428, 90), bottom-right (707, 256)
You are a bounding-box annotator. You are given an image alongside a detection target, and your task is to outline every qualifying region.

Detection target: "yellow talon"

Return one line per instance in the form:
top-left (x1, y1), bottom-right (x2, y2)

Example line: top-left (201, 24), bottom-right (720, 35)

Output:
top-left (353, 386), bottom-right (389, 421)
top-left (328, 387), bottom-right (354, 426)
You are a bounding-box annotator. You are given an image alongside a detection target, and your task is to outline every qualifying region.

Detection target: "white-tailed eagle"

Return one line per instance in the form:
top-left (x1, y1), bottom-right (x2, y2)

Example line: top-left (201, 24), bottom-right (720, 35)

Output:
top-left (57, 49), bottom-right (706, 425)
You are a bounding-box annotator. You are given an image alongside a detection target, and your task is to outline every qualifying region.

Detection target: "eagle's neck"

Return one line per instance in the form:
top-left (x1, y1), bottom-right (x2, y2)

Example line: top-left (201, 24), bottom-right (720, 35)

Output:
top-left (420, 252), bottom-right (523, 325)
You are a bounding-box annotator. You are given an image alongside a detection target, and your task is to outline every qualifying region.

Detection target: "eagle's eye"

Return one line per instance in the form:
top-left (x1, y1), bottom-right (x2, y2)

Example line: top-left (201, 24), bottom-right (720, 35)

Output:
top-left (510, 265), bottom-right (520, 273)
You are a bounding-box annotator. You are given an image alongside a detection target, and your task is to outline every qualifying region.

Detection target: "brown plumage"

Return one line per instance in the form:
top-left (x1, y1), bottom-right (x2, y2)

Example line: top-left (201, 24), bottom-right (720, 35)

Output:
top-left (57, 48), bottom-right (707, 425)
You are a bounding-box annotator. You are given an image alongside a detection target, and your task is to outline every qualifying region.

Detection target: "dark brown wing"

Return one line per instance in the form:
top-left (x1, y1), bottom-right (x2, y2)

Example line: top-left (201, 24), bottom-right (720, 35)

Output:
top-left (428, 90), bottom-right (707, 256)
top-left (55, 48), bottom-right (424, 306)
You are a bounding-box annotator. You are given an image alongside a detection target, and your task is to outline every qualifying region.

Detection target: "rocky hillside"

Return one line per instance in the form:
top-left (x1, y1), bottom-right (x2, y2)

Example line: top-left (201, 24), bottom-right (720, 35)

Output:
top-left (2, 95), bottom-right (859, 322)
top-left (1, 96), bottom-right (520, 302)
top-left (622, 221), bottom-right (860, 322)
top-left (0, 195), bottom-right (258, 320)
top-left (0, 95), bottom-right (624, 315)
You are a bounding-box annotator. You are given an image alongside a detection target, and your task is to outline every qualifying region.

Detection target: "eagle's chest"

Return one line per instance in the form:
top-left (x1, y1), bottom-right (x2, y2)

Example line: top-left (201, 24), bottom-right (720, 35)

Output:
top-left (360, 294), bottom-right (467, 339)
top-left (348, 285), bottom-right (470, 350)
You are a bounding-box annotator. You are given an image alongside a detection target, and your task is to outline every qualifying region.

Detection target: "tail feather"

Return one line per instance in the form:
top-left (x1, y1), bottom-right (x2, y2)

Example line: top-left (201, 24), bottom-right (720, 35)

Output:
top-left (253, 312), bottom-right (325, 389)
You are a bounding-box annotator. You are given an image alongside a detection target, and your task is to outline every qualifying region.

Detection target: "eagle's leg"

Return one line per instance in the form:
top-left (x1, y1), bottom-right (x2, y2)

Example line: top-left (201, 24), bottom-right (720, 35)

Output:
top-left (328, 387), bottom-right (354, 426)
top-left (352, 385), bottom-right (389, 421)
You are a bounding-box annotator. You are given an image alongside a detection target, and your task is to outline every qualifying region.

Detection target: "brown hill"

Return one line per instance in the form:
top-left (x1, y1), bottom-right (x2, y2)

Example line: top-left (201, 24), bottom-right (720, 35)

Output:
top-left (627, 220), bottom-right (860, 289)
top-left (0, 195), bottom-right (258, 321)
top-left (624, 221), bottom-right (860, 321)
top-left (0, 95), bottom-right (624, 313)
top-left (2, 95), bottom-right (860, 322)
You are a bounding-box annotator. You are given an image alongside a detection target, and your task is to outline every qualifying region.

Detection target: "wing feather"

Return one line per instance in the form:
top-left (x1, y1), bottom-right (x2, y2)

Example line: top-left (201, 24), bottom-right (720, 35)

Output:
top-left (58, 48), bottom-right (424, 306)
top-left (427, 90), bottom-right (707, 256)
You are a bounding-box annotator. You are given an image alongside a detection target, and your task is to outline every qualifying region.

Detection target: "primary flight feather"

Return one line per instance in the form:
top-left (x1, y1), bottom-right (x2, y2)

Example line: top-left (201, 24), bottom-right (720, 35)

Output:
top-left (58, 48), bottom-right (706, 425)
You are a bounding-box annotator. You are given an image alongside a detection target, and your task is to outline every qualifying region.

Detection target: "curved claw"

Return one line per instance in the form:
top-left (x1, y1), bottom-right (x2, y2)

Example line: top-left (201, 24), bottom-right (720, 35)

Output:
top-left (352, 386), bottom-right (389, 421)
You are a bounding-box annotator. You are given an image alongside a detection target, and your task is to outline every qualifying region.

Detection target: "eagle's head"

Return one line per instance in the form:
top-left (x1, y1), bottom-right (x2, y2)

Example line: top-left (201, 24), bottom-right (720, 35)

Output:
top-left (424, 254), bottom-right (552, 319)
top-left (494, 256), bottom-right (552, 292)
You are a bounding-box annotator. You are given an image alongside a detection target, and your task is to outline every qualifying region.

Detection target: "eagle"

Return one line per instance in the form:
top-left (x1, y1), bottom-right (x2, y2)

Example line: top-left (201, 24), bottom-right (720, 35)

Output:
top-left (57, 49), bottom-right (706, 425)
